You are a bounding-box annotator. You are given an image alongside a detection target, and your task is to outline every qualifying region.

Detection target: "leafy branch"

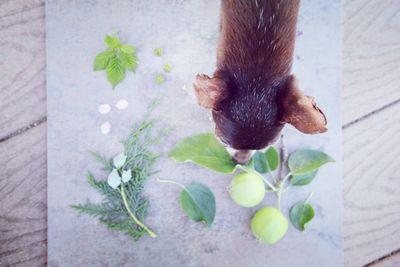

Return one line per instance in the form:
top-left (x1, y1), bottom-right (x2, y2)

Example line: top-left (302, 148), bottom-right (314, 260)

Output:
top-left (71, 118), bottom-right (162, 240)
top-left (94, 32), bottom-right (138, 89)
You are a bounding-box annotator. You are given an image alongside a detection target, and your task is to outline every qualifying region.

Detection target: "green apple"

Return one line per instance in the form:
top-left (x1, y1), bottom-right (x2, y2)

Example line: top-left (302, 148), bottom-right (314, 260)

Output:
top-left (229, 172), bottom-right (265, 207)
top-left (251, 207), bottom-right (288, 244)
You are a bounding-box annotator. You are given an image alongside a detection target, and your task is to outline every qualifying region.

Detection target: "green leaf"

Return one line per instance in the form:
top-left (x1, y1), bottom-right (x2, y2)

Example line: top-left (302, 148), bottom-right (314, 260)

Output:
top-left (93, 50), bottom-right (114, 70)
top-left (104, 35), bottom-right (120, 49)
top-left (288, 149), bottom-right (334, 176)
top-left (290, 202), bottom-right (315, 231)
top-left (106, 56), bottom-right (125, 88)
top-left (180, 183), bottom-right (216, 226)
top-left (120, 51), bottom-right (137, 71)
top-left (113, 153), bottom-right (127, 168)
top-left (265, 147), bottom-right (279, 171)
top-left (120, 44), bottom-right (136, 54)
top-left (291, 170), bottom-right (318, 186)
top-left (252, 147), bottom-right (279, 173)
top-left (252, 152), bottom-right (266, 173)
top-left (169, 133), bottom-right (236, 173)
top-left (107, 169), bottom-right (121, 189)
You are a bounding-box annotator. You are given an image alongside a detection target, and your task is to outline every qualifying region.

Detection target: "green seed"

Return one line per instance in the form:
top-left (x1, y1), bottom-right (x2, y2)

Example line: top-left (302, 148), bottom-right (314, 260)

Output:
top-left (163, 63), bottom-right (172, 72)
top-left (154, 73), bottom-right (165, 84)
top-left (153, 48), bottom-right (163, 57)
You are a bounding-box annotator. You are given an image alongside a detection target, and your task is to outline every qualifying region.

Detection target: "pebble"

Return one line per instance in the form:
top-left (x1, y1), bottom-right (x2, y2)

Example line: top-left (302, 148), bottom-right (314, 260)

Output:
top-left (116, 99), bottom-right (129, 110)
top-left (101, 122), bottom-right (111, 135)
top-left (98, 104), bottom-right (111, 114)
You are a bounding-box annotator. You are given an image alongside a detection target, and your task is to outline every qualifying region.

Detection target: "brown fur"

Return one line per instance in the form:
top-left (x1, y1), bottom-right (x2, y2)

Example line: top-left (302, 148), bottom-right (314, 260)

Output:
top-left (194, 0), bottom-right (327, 153)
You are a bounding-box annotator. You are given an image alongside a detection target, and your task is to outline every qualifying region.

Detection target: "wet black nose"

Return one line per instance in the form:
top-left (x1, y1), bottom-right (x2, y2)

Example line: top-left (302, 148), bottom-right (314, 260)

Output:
top-left (232, 150), bottom-right (252, 165)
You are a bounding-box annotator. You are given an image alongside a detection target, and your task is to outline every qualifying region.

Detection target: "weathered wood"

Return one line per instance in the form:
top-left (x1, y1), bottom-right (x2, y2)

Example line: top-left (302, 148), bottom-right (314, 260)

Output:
top-left (0, 123), bottom-right (47, 267)
top-left (342, 0), bottom-right (400, 125)
top-left (343, 103), bottom-right (400, 267)
top-left (0, 0), bottom-right (46, 140)
top-left (368, 251), bottom-right (400, 267)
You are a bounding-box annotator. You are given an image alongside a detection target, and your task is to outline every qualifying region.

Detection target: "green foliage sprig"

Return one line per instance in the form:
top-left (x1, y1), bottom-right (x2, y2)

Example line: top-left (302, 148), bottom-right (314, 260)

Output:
top-left (169, 133), bottom-right (335, 243)
top-left (94, 33), bottom-right (138, 89)
top-left (71, 119), bottom-right (161, 240)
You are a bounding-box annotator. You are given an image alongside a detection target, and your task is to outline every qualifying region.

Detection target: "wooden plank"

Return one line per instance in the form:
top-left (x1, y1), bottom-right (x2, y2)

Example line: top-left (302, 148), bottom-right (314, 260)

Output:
top-left (0, 0), bottom-right (46, 139)
top-left (0, 122), bottom-right (46, 266)
top-left (343, 102), bottom-right (400, 267)
top-left (368, 251), bottom-right (400, 267)
top-left (342, 0), bottom-right (400, 125)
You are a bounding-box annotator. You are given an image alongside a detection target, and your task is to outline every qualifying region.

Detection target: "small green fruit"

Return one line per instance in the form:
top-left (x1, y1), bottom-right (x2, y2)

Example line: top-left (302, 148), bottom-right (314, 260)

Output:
top-left (251, 207), bottom-right (288, 244)
top-left (229, 172), bottom-right (265, 207)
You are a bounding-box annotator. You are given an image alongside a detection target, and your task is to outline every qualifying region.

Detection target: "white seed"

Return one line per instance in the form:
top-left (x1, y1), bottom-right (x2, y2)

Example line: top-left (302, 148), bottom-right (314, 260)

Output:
top-left (116, 99), bottom-right (129, 110)
top-left (98, 104), bottom-right (111, 114)
top-left (101, 122), bottom-right (111, 135)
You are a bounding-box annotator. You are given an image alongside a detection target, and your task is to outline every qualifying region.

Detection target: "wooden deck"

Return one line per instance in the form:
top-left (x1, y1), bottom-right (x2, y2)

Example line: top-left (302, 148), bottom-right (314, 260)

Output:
top-left (0, 0), bottom-right (399, 266)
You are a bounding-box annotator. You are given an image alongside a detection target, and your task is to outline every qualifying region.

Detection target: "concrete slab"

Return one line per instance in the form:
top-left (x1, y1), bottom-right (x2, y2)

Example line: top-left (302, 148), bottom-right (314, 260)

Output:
top-left (47, 0), bottom-right (342, 266)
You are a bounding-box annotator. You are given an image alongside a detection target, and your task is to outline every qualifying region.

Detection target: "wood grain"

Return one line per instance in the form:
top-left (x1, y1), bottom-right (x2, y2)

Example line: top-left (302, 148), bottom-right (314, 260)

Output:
top-left (342, 0), bottom-right (400, 125)
top-left (0, 0), bottom-right (46, 140)
top-left (343, 103), bottom-right (400, 267)
top-left (368, 251), bottom-right (400, 267)
top-left (0, 123), bottom-right (47, 267)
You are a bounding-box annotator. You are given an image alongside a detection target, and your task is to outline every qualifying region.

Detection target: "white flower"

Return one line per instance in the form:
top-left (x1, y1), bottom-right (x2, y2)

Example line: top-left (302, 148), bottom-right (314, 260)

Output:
top-left (113, 152), bottom-right (127, 168)
top-left (107, 169), bottom-right (121, 189)
top-left (121, 170), bottom-right (132, 183)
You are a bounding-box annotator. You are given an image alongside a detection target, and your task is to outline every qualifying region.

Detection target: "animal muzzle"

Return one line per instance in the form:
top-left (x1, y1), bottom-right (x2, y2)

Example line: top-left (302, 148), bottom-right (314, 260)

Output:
top-left (226, 147), bottom-right (254, 165)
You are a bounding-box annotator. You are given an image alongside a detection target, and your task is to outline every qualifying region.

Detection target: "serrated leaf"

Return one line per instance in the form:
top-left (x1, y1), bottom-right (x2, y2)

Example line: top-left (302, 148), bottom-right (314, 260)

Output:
top-left (107, 169), bottom-right (121, 189)
top-left (93, 50), bottom-right (114, 70)
top-left (121, 44), bottom-right (136, 54)
top-left (290, 202), bottom-right (315, 231)
top-left (106, 56), bottom-right (125, 88)
top-left (104, 35), bottom-right (120, 49)
top-left (169, 133), bottom-right (236, 173)
top-left (291, 170), bottom-right (318, 186)
top-left (252, 147), bottom-right (279, 173)
top-left (120, 51), bottom-right (137, 71)
top-left (121, 170), bottom-right (132, 183)
top-left (288, 149), bottom-right (334, 176)
top-left (180, 183), bottom-right (216, 226)
top-left (113, 153), bottom-right (127, 168)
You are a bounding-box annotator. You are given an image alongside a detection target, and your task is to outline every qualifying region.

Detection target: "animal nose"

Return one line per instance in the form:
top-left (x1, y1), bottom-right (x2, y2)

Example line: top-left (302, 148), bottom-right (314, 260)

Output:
top-left (231, 149), bottom-right (253, 165)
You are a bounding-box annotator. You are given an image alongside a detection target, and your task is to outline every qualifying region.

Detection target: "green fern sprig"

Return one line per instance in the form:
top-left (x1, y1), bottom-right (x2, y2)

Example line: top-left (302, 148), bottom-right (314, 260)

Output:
top-left (71, 118), bottom-right (162, 241)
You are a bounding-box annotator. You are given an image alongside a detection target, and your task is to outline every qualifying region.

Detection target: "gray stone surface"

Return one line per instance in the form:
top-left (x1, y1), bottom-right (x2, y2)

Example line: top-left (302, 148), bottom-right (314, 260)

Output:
top-left (47, 0), bottom-right (342, 266)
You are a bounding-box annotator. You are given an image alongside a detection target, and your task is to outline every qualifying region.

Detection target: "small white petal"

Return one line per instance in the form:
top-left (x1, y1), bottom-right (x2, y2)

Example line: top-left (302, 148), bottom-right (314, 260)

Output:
top-left (113, 152), bottom-right (127, 168)
top-left (101, 122), bottom-right (111, 135)
top-left (121, 170), bottom-right (132, 183)
top-left (116, 99), bottom-right (129, 110)
top-left (98, 104), bottom-right (111, 114)
top-left (107, 169), bottom-right (121, 189)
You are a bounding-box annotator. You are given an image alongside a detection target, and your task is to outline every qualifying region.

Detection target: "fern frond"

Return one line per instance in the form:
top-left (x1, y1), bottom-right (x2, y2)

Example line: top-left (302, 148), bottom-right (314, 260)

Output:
top-left (89, 151), bottom-right (114, 171)
top-left (87, 172), bottom-right (120, 200)
top-left (70, 202), bottom-right (111, 220)
top-left (72, 117), bottom-right (162, 241)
